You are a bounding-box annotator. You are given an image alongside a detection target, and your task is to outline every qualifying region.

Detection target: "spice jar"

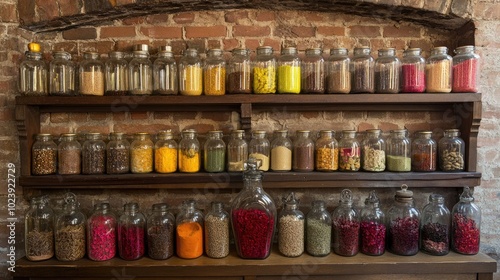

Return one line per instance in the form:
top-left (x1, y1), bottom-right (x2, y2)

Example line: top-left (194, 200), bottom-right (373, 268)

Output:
top-left (278, 192), bottom-right (305, 257)
top-left (293, 130), bottom-right (314, 172)
top-left (375, 48), bottom-right (400, 94)
top-left (19, 42), bottom-right (47, 96)
top-left (421, 194), bottom-right (450, 256)
top-left (58, 133), bottom-right (81, 175)
top-left (205, 202), bottom-right (230, 259)
top-left (452, 45), bottom-right (480, 93)
top-left (360, 191), bottom-right (386, 256)
top-left (277, 47), bottom-right (301, 94)
top-left (204, 130), bottom-right (226, 172)
top-left (179, 48), bottom-right (203, 96)
top-left (439, 129), bottom-right (465, 172)
top-left (227, 48), bottom-right (252, 94)
top-left (306, 200), bottom-right (332, 257)
top-left (231, 158), bottom-right (277, 259)
top-left (204, 49), bottom-right (226, 95)
top-left (129, 45), bottom-right (153, 95)
top-left (153, 46), bottom-right (178, 95)
top-left (49, 51), bottom-right (75, 96)
top-left (326, 48), bottom-right (351, 94)
top-left (154, 130), bottom-right (178, 173)
top-left (315, 130), bottom-right (339, 171)
top-left (332, 189), bottom-right (360, 256)
top-left (118, 203), bottom-right (146, 260)
top-left (82, 133), bottom-right (106, 174)
top-left (253, 46), bottom-right (276, 94)
top-left (176, 199), bottom-right (204, 259)
top-left (147, 203), bottom-right (175, 260)
top-left (178, 129), bottom-right (201, 173)
top-left (227, 130), bottom-right (248, 172)
top-left (452, 187), bottom-right (481, 255)
top-left (401, 48), bottom-right (425, 93)
top-left (87, 202), bottom-right (117, 261)
top-left (249, 130), bottom-right (270, 171)
top-left (105, 51), bottom-right (128, 96)
top-left (301, 48), bottom-right (325, 93)
top-left (270, 130), bottom-right (292, 172)
top-left (411, 131), bottom-right (437, 172)
top-left (130, 132), bottom-right (153, 174)
top-left (386, 129), bottom-right (411, 172)
top-left (351, 46), bottom-right (374, 93)
top-left (25, 195), bottom-right (54, 261)
top-left (79, 52), bottom-right (104, 96)
top-left (55, 194), bottom-right (86, 261)
top-left (387, 185), bottom-right (420, 256)
top-left (426, 47), bottom-right (452, 93)
top-left (338, 130), bottom-right (361, 171)
top-left (362, 129), bottom-right (386, 172)
top-left (106, 132), bottom-right (130, 174)
top-left (32, 134), bottom-right (57, 175)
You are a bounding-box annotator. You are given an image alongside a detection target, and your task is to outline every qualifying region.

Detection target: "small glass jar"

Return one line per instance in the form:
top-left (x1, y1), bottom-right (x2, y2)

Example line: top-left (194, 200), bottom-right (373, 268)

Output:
top-left (227, 130), bottom-right (248, 172)
top-left (249, 130), bottom-right (270, 171)
top-left (32, 134), bottom-right (57, 175)
top-left (401, 48), bottom-right (425, 93)
top-left (253, 46), bottom-right (276, 94)
top-left (106, 132), bottom-right (130, 174)
top-left (301, 48), bottom-right (325, 94)
top-left (362, 129), bottom-right (386, 172)
top-left (451, 187), bottom-right (481, 255)
top-left (25, 195), bottom-right (54, 261)
top-left (293, 130), bottom-right (314, 172)
top-left (105, 51), bottom-right (128, 96)
top-left (205, 201), bottom-right (230, 259)
top-left (147, 203), bottom-right (175, 260)
top-left (338, 130), bottom-right (361, 171)
top-left (386, 129), bottom-right (411, 172)
top-left (153, 46), bottom-right (178, 95)
top-left (332, 189), bottom-right (360, 257)
top-left (79, 52), bottom-right (104, 96)
top-left (87, 202), bottom-right (117, 261)
top-left (19, 42), bottom-right (48, 96)
top-left (49, 51), bottom-right (76, 96)
top-left (58, 133), bottom-right (81, 175)
top-left (426, 46), bottom-right (452, 93)
top-left (227, 48), bottom-right (252, 94)
top-left (421, 194), bottom-right (450, 256)
top-left (130, 132), bottom-right (153, 174)
top-left (375, 48), bottom-right (400, 94)
top-left (179, 48), bottom-right (203, 96)
top-left (315, 130), bottom-right (339, 171)
top-left (129, 45), bottom-right (153, 95)
top-left (278, 193), bottom-right (305, 257)
top-left (326, 48), bottom-right (351, 94)
top-left (270, 130), bottom-right (292, 172)
top-left (204, 130), bottom-right (226, 172)
top-left (82, 133), bottom-right (106, 174)
top-left (453, 46), bottom-right (480, 93)
top-left (439, 129), bottom-right (465, 172)
top-left (204, 49), bottom-right (226, 96)
top-left (351, 47), bottom-right (374, 93)
top-left (176, 200), bottom-right (204, 259)
top-left (306, 200), bottom-right (332, 257)
top-left (277, 47), bottom-right (301, 94)
top-left (154, 130), bottom-right (178, 173)
top-left (411, 131), bottom-right (437, 172)
top-left (360, 191), bottom-right (386, 256)
top-left (55, 195), bottom-right (86, 261)
top-left (178, 129), bottom-right (201, 173)
top-left (118, 203), bottom-right (146, 260)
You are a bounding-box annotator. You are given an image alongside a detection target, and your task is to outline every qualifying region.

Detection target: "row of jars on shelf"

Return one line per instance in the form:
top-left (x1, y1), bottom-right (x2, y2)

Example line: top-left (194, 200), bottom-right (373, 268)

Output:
top-left (19, 43), bottom-right (479, 97)
top-left (31, 127), bottom-right (466, 176)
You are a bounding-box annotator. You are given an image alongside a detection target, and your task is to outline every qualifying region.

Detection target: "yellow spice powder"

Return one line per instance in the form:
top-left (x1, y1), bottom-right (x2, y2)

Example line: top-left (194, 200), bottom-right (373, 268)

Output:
top-left (179, 148), bottom-right (200, 172)
top-left (155, 147), bottom-right (177, 173)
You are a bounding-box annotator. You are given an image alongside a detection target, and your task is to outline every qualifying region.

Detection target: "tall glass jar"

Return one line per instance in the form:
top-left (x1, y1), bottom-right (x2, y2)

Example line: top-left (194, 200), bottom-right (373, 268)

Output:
top-left (204, 130), bottom-right (226, 172)
top-left (375, 48), bottom-right (400, 93)
top-left (49, 51), bottom-right (75, 96)
top-left (426, 46), bottom-right (452, 93)
top-left (130, 132), bottom-right (153, 174)
top-left (270, 130), bottom-right (292, 172)
top-left (453, 46), bottom-right (480, 93)
top-left (19, 42), bottom-right (47, 96)
top-left (362, 129), bottom-right (386, 172)
top-left (421, 194), bottom-right (450, 256)
top-left (204, 49), bottom-right (226, 95)
top-left (277, 47), bottom-right (301, 94)
top-left (326, 48), bottom-right (351, 94)
top-left (306, 200), bottom-right (332, 257)
top-left (129, 46), bottom-right (153, 95)
top-left (82, 133), bottom-right (106, 174)
top-left (155, 130), bottom-right (178, 173)
top-left (153, 46), bottom-right (178, 95)
top-left (386, 129), bottom-right (411, 172)
top-left (79, 52), bottom-right (104, 96)
top-left (439, 129), bottom-right (465, 172)
top-left (249, 130), bottom-right (270, 171)
top-left (227, 48), bottom-right (252, 94)
top-left (105, 51), bottom-right (128, 96)
top-left (205, 201), bottom-right (230, 258)
top-left (452, 187), bottom-right (481, 255)
top-left (301, 48), bottom-right (325, 94)
top-left (179, 48), bottom-right (202, 96)
top-left (178, 129), bottom-right (201, 173)
top-left (106, 132), bottom-right (130, 174)
top-left (338, 130), bottom-right (361, 171)
top-left (332, 189), bottom-right (360, 256)
top-left (55, 195), bottom-right (86, 261)
top-left (411, 131), bottom-right (437, 172)
top-left (278, 193), bottom-right (305, 257)
top-left (315, 130), bottom-right (339, 171)
top-left (227, 130), bottom-right (248, 172)
top-left (32, 134), bottom-right (57, 175)
top-left (118, 203), bottom-right (146, 260)
top-left (293, 130), bottom-right (314, 172)
top-left (253, 46), bottom-right (276, 94)
top-left (25, 195), bottom-right (54, 261)
top-left (176, 199), bottom-right (204, 259)
top-left (360, 191), bottom-right (386, 256)
top-left (58, 133), bottom-right (81, 175)
top-left (351, 47), bottom-right (374, 93)
top-left (147, 203), bottom-right (175, 260)
top-left (87, 202), bottom-right (116, 261)
top-left (401, 48), bottom-right (425, 93)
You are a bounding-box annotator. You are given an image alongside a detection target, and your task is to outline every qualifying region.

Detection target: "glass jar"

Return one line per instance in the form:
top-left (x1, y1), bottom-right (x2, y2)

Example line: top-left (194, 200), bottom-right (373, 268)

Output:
top-left (249, 130), bottom-right (270, 171)
top-left (362, 129), bottom-right (386, 172)
top-left (411, 131), bottom-right (437, 172)
top-left (421, 194), bottom-right (450, 256)
top-left (82, 132), bottom-right (106, 174)
top-left (105, 51), bottom-right (128, 96)
top-left (301, 48), bottom-right (325, 94)
top-left (253, 46), bottom-right (276, 94)
top-left (55, 195), bottom-right (86, 261)
top-left (79, 52), bottom-right (104, 96)
top-left (130, 132), bottom-right (153, 174)
top-left (49, 51), bottom-right (75, 96)
top-left (58, 133), bottom-right (81, 175)
top-left (179, 48), bottom-right (203, 96)
top-left (227, 48), bottom-right (252, 94)
top-left (118, 203), bottom-right (146, 260)
top-left (147, 203), bottom-right (175, 260)
top-left (87, 202), bottom-right (117, 261)
top-left (306, 200), bottom-right (332, 257)
top-left (231, 158), bottom-right (277, 259)
top-left (386, 129), bottom-right (411, 172)
top-left (326, 48), bottom-right (351, 94)
top-left (25, 195), bottom-right (54, 261)
top-left (452, 186), bottom-right (481, 255)
top-left (439, 129), bottom-right (465, 172)
top-left (178, 129), bottom-right (201, 173)
top-left (401, 48), bottom-right (425, 93)
top-left (452, 45), bottom-right (480, 93)
top-left (387, 185), bottom-right (420, 256)
top-left (205, 202), bottom-right (230, 258)
top-left (106, 132), bottom-right (130, 174)
top-left (315, 130), bottom-right (339, 171)
top-left (375, 48), bottom-right (400, 94)
top-left (204, 130), bottom-right (226, 172)
top-left (360, 191), bottom-right (386, 256)
top-left (153, 46), bottom-right (178, 95)
top-left (338, 130), bottom-right (361, 171)
top-left (32, 133), bottom-right (57, 175)
top-left (227, 130), bottom-right (248, 172)
top-left (332, 189), bottom-right (360, 256)
top-left (154, 130), bottom-right (178, 173)
top-left (204, 49), bottom-right (226, 96)
top-left (351, 46), bottom-right (374, 93)
top-left (129, 46), bottom-right (153, 95)
top-left (19, 42), bottom-right (47, 96)
top-left (426, 46), bottom-right (452, 93)
top-left (278, 192), bottom-right (305, 257)
top-left (270, 130), bottom-right (292, 172)
top-left (176, 199), bottom-right (204, 259)
top-left (277, 47), bottom-right (301, 94)
top-left (293, 130), bottom-right (314, 172)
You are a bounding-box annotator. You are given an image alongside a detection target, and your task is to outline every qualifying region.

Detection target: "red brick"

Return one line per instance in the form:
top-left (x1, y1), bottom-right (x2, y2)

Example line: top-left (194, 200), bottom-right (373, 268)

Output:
top-left (130, 112), bottom-right (149, 120)
top-left (183, 124), bottom-right (215, 134)
top-left (290, 26), bottom-right (316, 37)
top-left (140, 26), bottom-right (182, 39)
top-left (0, 108), bottom-right (14, 121)
top-left (201, 112), bottom-right (231, 122)
top-left (262, 38), bottom-right (281, 51)
top-left (112, 112), bottom-right (127, 121)
top-left (404, 122), bottom-right (432, 133)
top-left (50, 113), bottom-right (69, 123)
top-left (303, 12), bottom-right (326, 22)
top-left (300, 111), bottom-right (321, 119)
top-left (115, 40), bottom-right (149, 52)
top-left (223, 39), bottom-right (240, 50)
top-left (254, 11), bottom-right (275, 22)
top-left (358, 122), bottom-right (377, 132)
top-left (100, 26), bottom-right (136, 38)
top-left (122, 16), bottom-right (146, 25)
top-left (185, 26), bottom-right (227, 38)
top-left (173, 12), bottom-right (195, 24)
top-left (173, 112), bottom-right (198, 121)
top-left (317, 26), bottom-right (346, 37)
top-left (53, 42), bottom-right (78, 53)
top-left (113, 123), bottom-right (176, 134)
top-left (80, 41), bottom-right (115, 54)
top-left (153, 112), bottom-right (171, 119)
top-left (207, 40), bottom-right (222, 49)
top-left (0, 3), bottom-right (18, 23)
top-left (233, 26), bottom-right (270, 37)
top-left (58, 0), bottom-right (81, 17)
top-left (379, 122), bottom-right (401, 132)
top-left (18, 0), bottom-right (36, 26)
top-left (383, 26), bottom-right (421, 38)
top-left (89, 113), bottom-right (110, 121)
top-left (244, 39), bottom-right (261, 51)
top-left (225, 10), bottom-right (249, 23)
top-left (389, 39), bottom-right (408, 53)
top-left (76, 125), bottom-right (110, 134)
top-left (408, 39), bottom-right (433, 53)
top-left (62, 27), bottom-right (97, 40)
top-left (35, 0), bottom-right (59, 21)
top-left (349, 26), bottom-right (381, 38)
top-left (69, 113), bottom-right (88, 122)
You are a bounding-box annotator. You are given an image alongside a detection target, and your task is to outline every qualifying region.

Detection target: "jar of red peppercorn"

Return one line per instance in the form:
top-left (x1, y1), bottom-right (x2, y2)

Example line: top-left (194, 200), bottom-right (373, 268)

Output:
top-left (411, 131), bottom-right (437, 172)
top-left (360, 191), bottom-right (386, 256)
top-left (421, 194), bottom-right (450, 256)
top-left (118, 203), bottom-right (146, 260)
top-left (176, 199), bottom-right (204, 259)
top-left (306, 200), bottom-right (332, 257)
top-left (451, 187), bottom-right (481, 255)
top-left (332, 189), bottom-right (360, 257)
top-left (338, 130), bottom-right (361, 171)
top-left (87, 202), bottom-right (116, 261)
top-left (147, 203), bottom-right (175, 260)
top-left (278, 192), bottom-right (305, 257)
top-left (452, 46), bottom-right (480, 93)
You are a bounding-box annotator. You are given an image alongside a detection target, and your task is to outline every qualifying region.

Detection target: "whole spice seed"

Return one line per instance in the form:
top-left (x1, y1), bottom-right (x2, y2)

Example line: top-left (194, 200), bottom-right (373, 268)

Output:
top-left (412, 151), bottom-right (436, 172)
top-left (362, 147), bottom-right (386, 172)
top-left (452, 59), bottom-right (478, 92)
top-left (339, 147), bottom-right (361, 171)
top-left (271, 146), bottom-right (292, 171)
top-left (333, 218), bottom-right (360, 256)
top-left (155, 146), bottom-right (177, 173)
top-left (148, 224), bottom-right (174, 260)
top-left (452, 213), bottom-right (479, 254)
top-left (316, 147), bottom-right (339, 171)
top-left (278, 215), bottom-right (305, 257)
top-left (32, 149), bottom-right (57, 175)
top-left (228, 71), bottom-right (252, 94)
top-left (326, 69), bottom-right (351, 94)
top-left (131, 147), bottom-right (153, 173)
top-left (204, 149), bottom-right (225, 172)
top-left (176, 222), bottom-right (203, 259)
top-left (293, 146), bottom-right (314, 172)
top-left (82, 147), bottom-right (106, 174)
top-left (118, 225), bottom-right (145, 260)
top-left (360, 221), bottom-right (386, 256)
top-left (386, 155), bottom-right (411, 172)
top-left (375, 68), bottom-right (399, 93)
top-left (302, 72), bottom-right (324, 93)
top-left (232, 208), bottom-right (274, 259)
top-left (88, 215), bottom-right (116, 261)
top-left (55, 224), bottom-right (86, 261)
top-left (426, 60), bottom-right (451, 93)
top-left (205, 215), bottom-right (230, 258)
top-left (107, 148), bottom-right (129, 174)
top-left (204, 66), bottom-right (226, 95)
top-left (422, 222), bottom-right (449, 255)
top-left (253, 66), bottom-right (276, 94)
top-left (180, 65), bottom-right (202, 95)
top-left (440, 148), bottom-right (464, 171)
top-left (80, 71), bottom-right (104, 96)
top-left (306, 219), bottom-right (331, 256)
top-left (388, 216), bottom-right (420, 255)
top-left (58, 148), bottom-right (81, 174)
top-left (26, 230), bottom-right (54, 261)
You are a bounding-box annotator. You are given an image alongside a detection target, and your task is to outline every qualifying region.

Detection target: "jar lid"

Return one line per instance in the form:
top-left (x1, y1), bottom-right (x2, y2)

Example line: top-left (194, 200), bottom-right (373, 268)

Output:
top-left (282, 192), bottom-right (299, 207)
top-left (257, 46), bottom-right (273, 51)
top-left (339, 189), bottom-right (353, 205)
top-left (365, 190), bottom-right (380, 205)
top-left (158, 46), bottom-right (172, 52)
top-left (53, 51), bottom-right (71, 59)
top-left (455, 45), bottom-right (474, 52)
top-left (134, 44), bottom-right (149, 52)
top-left (252, 130), bottom-right (267, 135)
top-left (459, 186), bottom-right (474, 202)
top-left (432, 46), bottom-right (448, 52)
top-left (28, 42), bottom-right (41, 53)
top-left (94, 202), bottom-right (111, 210)
top-left (395, 184), bottom-right (413, 198)
top-left (416, 130), bottom-right (432, 134)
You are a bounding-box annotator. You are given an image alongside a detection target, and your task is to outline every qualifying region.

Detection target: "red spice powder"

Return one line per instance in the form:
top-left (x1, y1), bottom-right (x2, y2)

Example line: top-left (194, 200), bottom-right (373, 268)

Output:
top-left (360, 221), bottom-right (386, 256)
top-left (118, 225), bottom-right (145, 260)
top-left (452, 213), bottom-right (479, 254)
top-left (232, 208), bottom-right (274, 259)
top-left (88, 215), bottom-right (116, 261)
top-left (333, 218), bottom-right (360, 256)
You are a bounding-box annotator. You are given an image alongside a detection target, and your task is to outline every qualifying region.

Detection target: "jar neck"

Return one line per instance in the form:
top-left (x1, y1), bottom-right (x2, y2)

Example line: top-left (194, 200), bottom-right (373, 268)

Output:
top-left (231, 130), bottom-right (245, 139)
top-left (342, 130), bottom-right (356, 139)
top-left (391, 130), bottom-right (408, 138)
top-left (36, 134), bottom-right (52, 141)
top-left (275, 130), bottom-right (288, 138)
top-left (207, 49), bottom-right (223, 57)
top-left (378, 48), bottom-right (396, 57)
top-left (124, 203), bottom-right (139, 215)
top-left (152, 203), bottom-right (169, 213)
top-left (354, 47), bottom-right (371, 56)
top-left (312, 200), bottom-right (326, 211)
top-left (158, 51), bottom-right (174, 58)
top-left (157, 131), bottom-right (174, 140)
top-left (330, 48), bottom-right (348, 56)
top-left (444, 129), bottom-right (460, 137)
top-left (109, 133), bottom-right (125, 141)
top-left (61, 134), bottom-right (77, 142)
top-left (109, 51), bottom-right (125, 60)
top-left (208, 131), bottom-right (223, 140)
top-left (305, 48), bottom-right (322, 56)
top-left (366, 129), bottom-right (381, 138)
top-left (431, 47), bottom-right (448, 56)
top-left (417, 132), bottom-right (432, 139)
top-left (296, 131), bottom-right (310, 138)
top-left (252, 131), bottom-right (266, 139)
top-left (281, 47), bottom-right (298, 56)
top-left (53, 52), bottom-right (71, 60)
top-left (403, 48), bottom-right (422, 57)
top-left (86, 133), bottom-right (102, 141)
top-left (83, 52), bottom-right (99, 60)
top-left (134, 133), bottom-right (150, 141)
top-left (257, 46), bottom-right (273, 55)
top-left (211, 202), bottom-right (223, 213)
top-left (184, 49), bottom-right (198, 57)
top-left (232, 48), bottom-right (250, 57)
top-left (182, 131), bottom-right (196, 139)
top-left (26, 52), bottom-right (43, 60)
top-left (455, 45), bottom-right (474, 55)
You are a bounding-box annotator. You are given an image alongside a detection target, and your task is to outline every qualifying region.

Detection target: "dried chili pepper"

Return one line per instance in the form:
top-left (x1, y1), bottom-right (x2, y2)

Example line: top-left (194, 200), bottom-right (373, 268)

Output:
top-left (360, 221), bottom-right (386, 256)
top-left (452, 213), bottom-right (479, 255)
top-left (232, 208), bottom-right (274, 259)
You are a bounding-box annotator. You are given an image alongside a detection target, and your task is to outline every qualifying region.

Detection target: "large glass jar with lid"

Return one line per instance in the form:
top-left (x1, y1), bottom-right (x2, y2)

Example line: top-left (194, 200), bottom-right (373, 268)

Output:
top-left (452, 45), bottom-right (480, 93)
top-left (421, 194), bottom-right (450, 256)
top-left (315, 130), bottom-right (338, 171)
top-left (79, 52), bottom-right (104, 96)
top-left (32, 133), bottom-right (57, 175)
top-left (204, 49), bottom-right (226, 96)
top-left (426, 46), bottom-right (452, 93)
top-left (82, 132), bottom-right (106, 174)
top-left (176, 199), bottom-right (204, 259)
top-left (106, 132), bottom-right (130, 174)
top-left (178, 129), bottom-right (201, 172)
top-left (87, 202), bottom-right (117, 261)
top-left (301, 48), bottom-right (325, 93)
top-left (204, 130), bottom-right (226, 172)
top-left (401, 48), bottom-right (425, 93)
top-left (19, 42), bottom-right (47, 96)
top-left (130, 132), bottom-right (153, 174)
top-left (253, 46), bottom-right (276, 94)
top-left (58, 133), bottom-right (81, 175)
top-left (439, 129), bottom-right (465, 172)
top-left (227, 130), bottom-right (248, 172)
top-left (155, 130), bottom-right (178, 173)
top-left (147, 203), bottom-right (175, 260)
top-left (153, 46), bottom-right (178, 95)
top-left (270, 130), bottom-right (292, 172)
top-left (361, 129), bottom-right (386, 172)
top-left (375, 48), bottom-right (400, 93)
top-left (227, 48), bottom-right (252, 94)
top-left (306, 200), bottom-right (331, 257)
top-left (118, 202), bottom-right (146, 260)
top-left (25, 195), bottom-right (54, 261)
top-left (411, 131), bottom-right (437, 172)
top-left (249, 130), bottom-right (270, 171)
top-left (277, 47), bottom-right (301, 94)
top-left (386, 129), bottom-right (411, 172)
top-left (278, 192), bottom-right (305, 257)
top-left (205, 201), bottom-right (230, 259)
top-left (338, 130), bottom-right (361, 171)
top-left (129, 44), bottom-right (153, 95)
top-left (360, 191), bottom-right (386, 256)
top-left (55, 193), bottom-right (86, 261)
top-left (451, 187), bottom-right (481, 255)
top-left (179, 48), bottom-right (202, 96)
top-left (351, 46), bottom-right (374, 93)
top-left (326, 48), bottom-right (351, 94)
top-left (293, 130), bottom-right (314, 172)
top-left (332, 189), bottom-right (360, 256)
top-left (105, 51), bottom-right (128, 96)
top-left (49, 51), bottom-right (75, 96)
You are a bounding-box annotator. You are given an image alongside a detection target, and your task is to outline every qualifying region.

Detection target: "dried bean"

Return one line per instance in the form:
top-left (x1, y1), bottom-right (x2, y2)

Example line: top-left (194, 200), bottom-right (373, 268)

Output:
top-left (278, 215), bottom-right (305, 257)
top-left (306, 219), bottom-right (331, 256)
top-left (205, 216), bottom-right (230, 258)
top-left (148, 224), bottom-right (174, 260)
top-left (32, 149), bottom-right (57, 175)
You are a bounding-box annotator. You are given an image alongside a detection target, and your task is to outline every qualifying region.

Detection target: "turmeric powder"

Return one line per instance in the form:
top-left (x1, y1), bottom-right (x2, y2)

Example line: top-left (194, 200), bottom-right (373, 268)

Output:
top-left (155, 146), bottom-right (177, 173)
top-left (179, 148), bottom-right (200, 173)
top-left (176, 222), bottom-right (203, 259)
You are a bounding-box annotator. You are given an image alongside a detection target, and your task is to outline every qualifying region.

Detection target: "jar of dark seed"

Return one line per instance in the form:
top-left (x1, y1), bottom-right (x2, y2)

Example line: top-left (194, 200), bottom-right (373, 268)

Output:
top-left (360, 191), bottom-right (386, 256)
top-left (315, 130), bottom-right (338, 171)
top-left (106, 132), bottom-right (130, 174)
top-left (129, 44), bottom-right (153, 95)
top-left (361, 129), bottom-right (386, 172)
top-left (205, 202), bottom-right (230, 258)
top-left (375, 48), bottom-right (400, 93)
top-left (227, 130), bottom-right (248, 172)
top-left (301, 48), bottom-right (325, 94)
top-left (326, 48), bottom-right (351, 94)
top-left (278, 192), bottom-right (305, 257)
top-left (79, 52), bottom-right (104, 96)
top-left (153, 46), bottom-right (178, 95)
top-left (270, 130), bottom-right (292, 172)
top-left (338, 130), bottom-right (361, 171)
top-left (249, 130), bottom-right (270, 171)
top-left (386, 129), bottom-right (411, 172)
top-left (306, 200), bottom-right (331, 257)
top-left (204, 131), bottom-right (226, 172)
top-left (118, 203), bottom-right (146, 260)
top-left (351, 46), bottom-right (374, 93)
top-left (421, 194), bottom-right (450, 256)
top-left (49, 51), bottom-right (76, 96)
top-left (82, 133), bottom-right (106, 174)
top-left (411, 131), bottom-right (437, 172)
top-left (451, 187), bottom-right (481, 255)
top-left (55, 194), bottom-right (86, 261)
top-left (438, 129), bottom-right (465, 172)
top-left (147, 203), bottom-right (175, 260)
top-left (87, 202), bottom-right (117, 261)
top-left (25, 195), bottom-right (54, 261)
top-left (332, 189), bottom-right (360, 256)
top-left (105, 51), bottom-right (128, 96)
top-left (32, 133), bottom-right (57, 175)
top-left (227, 48), bottom-right (252, 94)
top-left (130, 133), bottom-right (153, 174)
top-left (58, 133), bottom-right (81, 175)
top-left (293, 130), bottom-right (314, 172)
